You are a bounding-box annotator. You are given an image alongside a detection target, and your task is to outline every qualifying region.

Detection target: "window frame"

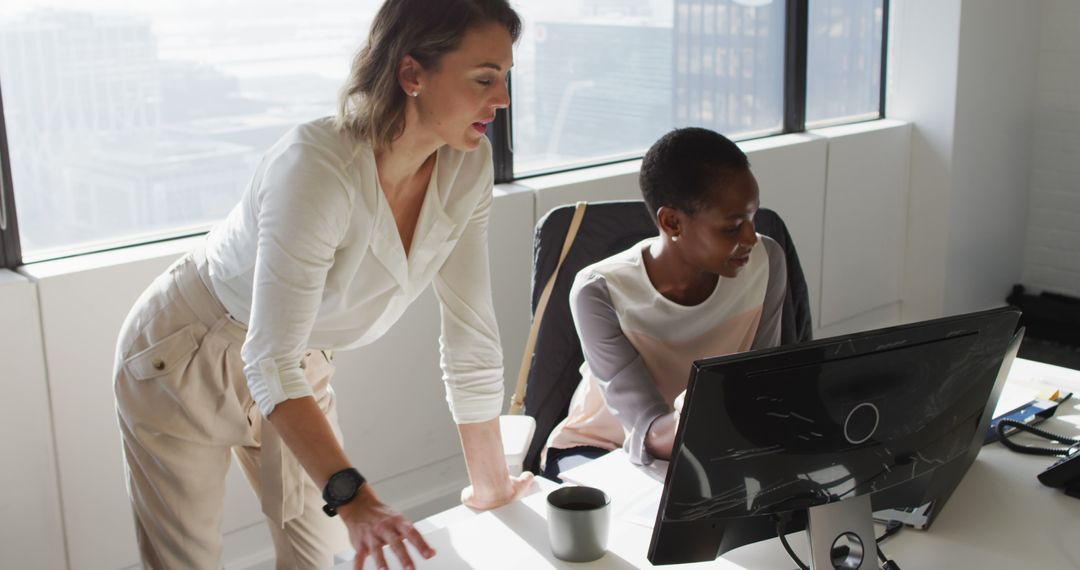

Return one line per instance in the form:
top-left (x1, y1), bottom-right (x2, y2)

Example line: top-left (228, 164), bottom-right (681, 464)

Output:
top-left (0, 78), bottom-right (21, 269)
top-left (783, 0), bottom-right (810, 134)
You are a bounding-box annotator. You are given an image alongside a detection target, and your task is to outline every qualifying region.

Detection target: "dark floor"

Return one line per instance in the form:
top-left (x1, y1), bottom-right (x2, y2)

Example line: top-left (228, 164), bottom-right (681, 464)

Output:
top-left (1018, 336), bottom-right (1080, 371)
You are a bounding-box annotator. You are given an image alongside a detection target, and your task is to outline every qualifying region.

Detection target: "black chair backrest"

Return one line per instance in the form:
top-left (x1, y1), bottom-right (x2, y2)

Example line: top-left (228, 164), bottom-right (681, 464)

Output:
top-left (520, 200), bottom-right (812, 474)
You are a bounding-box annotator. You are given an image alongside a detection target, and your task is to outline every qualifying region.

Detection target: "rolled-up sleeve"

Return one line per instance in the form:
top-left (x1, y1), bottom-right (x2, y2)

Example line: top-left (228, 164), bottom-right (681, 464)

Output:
top-left (433, 182), bottom-right (505, 424)
top-left (571, 274), bottom-right (669, 465)
top-left (242, 143), bottom-right (352, 417)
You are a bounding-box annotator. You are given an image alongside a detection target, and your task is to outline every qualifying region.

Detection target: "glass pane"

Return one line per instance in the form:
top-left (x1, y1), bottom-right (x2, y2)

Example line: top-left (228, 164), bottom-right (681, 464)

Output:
top-left (512, 0), bottom-right (786, 176)
top-left (805, 0), bottom-right (884, 126)
top-left (0, 1), bottom-right (380, 261)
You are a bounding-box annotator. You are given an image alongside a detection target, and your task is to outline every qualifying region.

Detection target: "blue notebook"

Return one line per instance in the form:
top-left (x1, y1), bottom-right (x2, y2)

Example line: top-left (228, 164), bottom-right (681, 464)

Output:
top-left (985, 392), bottom-right (1073, 445)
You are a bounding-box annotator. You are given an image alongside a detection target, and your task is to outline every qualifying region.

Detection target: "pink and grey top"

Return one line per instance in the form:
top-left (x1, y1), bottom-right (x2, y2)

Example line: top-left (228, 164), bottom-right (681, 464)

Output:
top-left (545, 234), bottom-right (787, 465)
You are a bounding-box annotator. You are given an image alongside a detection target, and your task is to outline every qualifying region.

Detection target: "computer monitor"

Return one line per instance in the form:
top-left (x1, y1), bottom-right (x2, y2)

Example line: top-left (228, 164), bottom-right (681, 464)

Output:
top-left (647, 307), bottom-right (1022, 567)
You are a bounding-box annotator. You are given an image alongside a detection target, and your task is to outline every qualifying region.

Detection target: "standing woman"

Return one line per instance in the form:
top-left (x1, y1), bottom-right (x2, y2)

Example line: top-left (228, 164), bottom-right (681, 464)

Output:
top-left (113, 1), bottom-right (531, 568)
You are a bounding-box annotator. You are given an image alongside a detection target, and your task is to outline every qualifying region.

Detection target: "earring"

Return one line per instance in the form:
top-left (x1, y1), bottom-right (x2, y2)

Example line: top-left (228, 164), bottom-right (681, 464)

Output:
top-left (411, 90), bottom-right (418, 97)
top-left (671, 234), bottom-right (680, 242)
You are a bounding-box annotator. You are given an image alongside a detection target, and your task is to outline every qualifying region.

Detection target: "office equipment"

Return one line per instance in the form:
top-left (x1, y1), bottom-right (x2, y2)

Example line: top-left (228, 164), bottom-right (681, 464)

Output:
top-left (994, 415), bottom-right (1080, 497)
top-left (334, 357), bottom-right (1080, 569)
top-left (872, 326), bottom-right (1024, 530)
top-left (647, 307), bottom-right (1021, 567)
top-left (1037, 446), bottom-right (1080, 496)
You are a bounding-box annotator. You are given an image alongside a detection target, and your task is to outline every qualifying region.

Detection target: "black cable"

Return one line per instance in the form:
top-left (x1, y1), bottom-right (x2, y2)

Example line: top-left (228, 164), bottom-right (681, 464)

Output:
top-left (1002, 419), bottom-right (1080, 445)
top-left (778, 530), bottom-right (809, 570)
top-left (877, 543), bottom-right (903, 569)
top-left (996, 418), bottom-right (1080, 456)
top-left (875, 521), bottom-right (902, 569)
top-left (774, 513), bottom-right (809, 570)
top-left (876, 519), bottom-right (903, 544)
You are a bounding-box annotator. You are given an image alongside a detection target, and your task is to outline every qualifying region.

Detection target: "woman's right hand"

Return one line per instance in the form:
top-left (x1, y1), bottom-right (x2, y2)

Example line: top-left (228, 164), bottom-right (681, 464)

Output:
top-left (340, 485), bottom-right (435, 570)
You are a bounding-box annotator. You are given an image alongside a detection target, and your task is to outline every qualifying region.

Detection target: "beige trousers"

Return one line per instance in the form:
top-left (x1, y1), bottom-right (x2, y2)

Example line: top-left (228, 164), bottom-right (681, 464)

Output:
top-left (114, 248), bottom-right (348, 569)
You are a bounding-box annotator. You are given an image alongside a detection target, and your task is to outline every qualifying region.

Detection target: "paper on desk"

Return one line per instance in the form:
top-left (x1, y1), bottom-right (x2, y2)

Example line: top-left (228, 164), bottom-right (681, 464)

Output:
top-left (559, 449), bottom-right (667, 528)
top-left (622, 485), bottom-right (663, 529)
top-left (994, 383), bottom-right (1043, 417)
top-left (559, 449), bottom-right (664, 491)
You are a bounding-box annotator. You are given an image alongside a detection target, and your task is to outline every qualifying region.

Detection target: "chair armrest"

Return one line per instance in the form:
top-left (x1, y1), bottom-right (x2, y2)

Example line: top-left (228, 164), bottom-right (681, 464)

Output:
top-left (499, 415), bottom-right (536, 476)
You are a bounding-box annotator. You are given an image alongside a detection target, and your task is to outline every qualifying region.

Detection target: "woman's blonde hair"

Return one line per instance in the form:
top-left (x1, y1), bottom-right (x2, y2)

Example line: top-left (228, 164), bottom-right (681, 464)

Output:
top-left (336, 0), bottom-right (521, 151)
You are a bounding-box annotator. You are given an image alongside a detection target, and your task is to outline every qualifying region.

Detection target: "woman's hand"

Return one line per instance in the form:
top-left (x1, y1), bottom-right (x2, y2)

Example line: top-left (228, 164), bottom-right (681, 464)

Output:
top-left (460, 471), bottom-right (536, 511)
top-left (456, 418), bottom-right (537, 511)
top-left (673, 390), bottom-right (687, 426)
top-left (340, 485), bottom-right (435, 570)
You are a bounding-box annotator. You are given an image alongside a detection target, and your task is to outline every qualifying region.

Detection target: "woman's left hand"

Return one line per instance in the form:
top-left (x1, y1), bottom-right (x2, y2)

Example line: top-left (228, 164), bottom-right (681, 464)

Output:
top-left (673, 390), bottom-right (687, 425)
top-left (461, 472), bottom-right (536, 511)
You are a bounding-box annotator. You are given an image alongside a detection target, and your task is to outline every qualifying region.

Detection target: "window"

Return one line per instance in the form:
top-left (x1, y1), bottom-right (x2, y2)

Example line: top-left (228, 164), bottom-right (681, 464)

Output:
top-left (805, 0), bottom-right (886, 126)
top-left (0, 1), bottom-right (378, 262)
top-left (510, 0), bottom-right (787, 177)
top-left (0, 0), bottom-right (888, 266)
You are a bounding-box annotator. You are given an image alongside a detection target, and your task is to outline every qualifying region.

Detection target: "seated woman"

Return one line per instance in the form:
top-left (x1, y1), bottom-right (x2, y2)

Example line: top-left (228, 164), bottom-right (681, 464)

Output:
top-left (542, 127), bottom-right (788, 480)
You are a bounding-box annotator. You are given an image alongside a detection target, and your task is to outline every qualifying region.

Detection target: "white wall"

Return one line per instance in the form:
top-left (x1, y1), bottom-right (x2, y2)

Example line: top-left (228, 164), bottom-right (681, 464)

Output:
top-left (739, 133), bottom-right (827, 332)
top-left (0, 270), bottom-right (66, 570)
top-left (1024, 0), bottom-right (1080, 297)
top-left (948, 0), bottom-right (1042, 313)
top-left (814, 121), bottom-right (911, 338)
top-left (888, 0), bottom-right (963, 322)
top-left (889, 0), bottom-right (1044, 319)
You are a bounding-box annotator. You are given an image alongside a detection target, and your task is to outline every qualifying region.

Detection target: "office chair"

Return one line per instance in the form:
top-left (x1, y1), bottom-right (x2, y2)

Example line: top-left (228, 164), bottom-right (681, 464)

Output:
top-left (505, 200), bottom-right (812, 475)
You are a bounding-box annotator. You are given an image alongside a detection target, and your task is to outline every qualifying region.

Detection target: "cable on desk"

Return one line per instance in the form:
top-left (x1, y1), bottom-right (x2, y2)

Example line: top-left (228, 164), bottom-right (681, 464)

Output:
top-left (774, 513), bottom-right (809, 570)
top-left (996, 418), bottom-right (1080, 456)
top-left (876, 520), bottom-right (903, 544)
top-left (875, 521), bottom-right (902, 569)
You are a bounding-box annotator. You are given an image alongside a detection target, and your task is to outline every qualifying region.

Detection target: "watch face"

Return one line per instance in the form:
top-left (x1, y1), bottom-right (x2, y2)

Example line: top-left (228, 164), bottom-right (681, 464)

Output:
top-left (329, 472), bottom-right (359, 501)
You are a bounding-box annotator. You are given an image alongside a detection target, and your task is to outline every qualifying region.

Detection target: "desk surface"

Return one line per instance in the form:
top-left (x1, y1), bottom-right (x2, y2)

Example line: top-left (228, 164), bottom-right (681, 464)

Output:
top-left (339, 358), bottom-right (1080, 569)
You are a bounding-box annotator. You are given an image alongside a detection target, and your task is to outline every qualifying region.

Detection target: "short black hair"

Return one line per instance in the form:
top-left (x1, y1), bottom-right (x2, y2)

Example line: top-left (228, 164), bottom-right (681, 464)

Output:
top-left (639, 127), bottom-right (750, 223)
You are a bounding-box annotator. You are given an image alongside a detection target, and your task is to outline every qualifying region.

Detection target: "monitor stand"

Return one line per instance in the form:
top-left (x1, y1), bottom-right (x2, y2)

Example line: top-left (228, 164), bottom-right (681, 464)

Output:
top-left (806, 494), bottom-right (879, 569)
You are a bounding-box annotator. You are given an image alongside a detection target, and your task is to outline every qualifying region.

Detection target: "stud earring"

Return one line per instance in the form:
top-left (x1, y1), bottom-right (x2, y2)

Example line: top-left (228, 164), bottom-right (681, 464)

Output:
top-left (411, 90), bottom-right (418, 97)
top-left (671, 235), bottom-right (680, 242)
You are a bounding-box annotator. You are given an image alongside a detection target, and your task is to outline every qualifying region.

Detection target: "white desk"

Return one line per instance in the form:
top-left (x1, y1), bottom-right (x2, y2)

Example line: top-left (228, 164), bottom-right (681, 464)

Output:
top-left (338, 359), bottom-right (1080, 569)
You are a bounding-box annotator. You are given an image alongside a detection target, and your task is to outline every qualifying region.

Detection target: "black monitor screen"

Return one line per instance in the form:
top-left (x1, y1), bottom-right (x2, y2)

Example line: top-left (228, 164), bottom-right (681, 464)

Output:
top-left (647, 307), bottom-right (1020, 565)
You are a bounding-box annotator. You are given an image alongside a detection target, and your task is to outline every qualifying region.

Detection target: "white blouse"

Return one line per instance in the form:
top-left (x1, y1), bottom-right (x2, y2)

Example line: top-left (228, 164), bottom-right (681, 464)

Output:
top-left (204, 117), bottom-right (504, 422)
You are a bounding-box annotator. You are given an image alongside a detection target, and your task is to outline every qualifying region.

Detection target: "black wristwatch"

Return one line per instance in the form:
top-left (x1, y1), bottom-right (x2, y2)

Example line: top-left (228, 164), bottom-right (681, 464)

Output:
top-left (322, 467), bottom-right (366, 517)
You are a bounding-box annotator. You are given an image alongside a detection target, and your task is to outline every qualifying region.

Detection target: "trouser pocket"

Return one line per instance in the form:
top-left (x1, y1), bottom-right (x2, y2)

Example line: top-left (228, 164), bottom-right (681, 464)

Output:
top-left (124, 325), bottom-right (199, 381)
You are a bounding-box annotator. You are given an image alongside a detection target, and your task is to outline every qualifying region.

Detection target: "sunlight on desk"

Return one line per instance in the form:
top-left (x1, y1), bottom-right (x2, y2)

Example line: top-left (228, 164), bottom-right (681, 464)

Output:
top-left (347, 481), bottom-right (744, 570)
top-left (336, 359), bottom-right (1080, 569)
